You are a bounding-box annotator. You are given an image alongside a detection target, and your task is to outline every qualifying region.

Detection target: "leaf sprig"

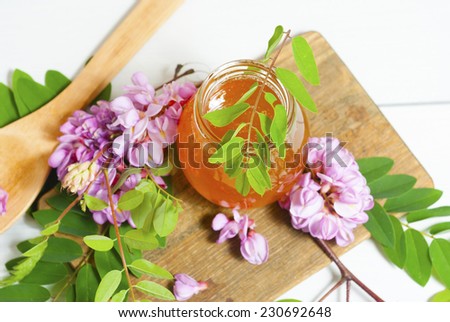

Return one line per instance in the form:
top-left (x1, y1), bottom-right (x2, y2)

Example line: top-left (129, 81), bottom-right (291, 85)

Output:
top-left (359, 157), bottom-right (450, 299)
top-left (204, 25), bottom-right (320, 197)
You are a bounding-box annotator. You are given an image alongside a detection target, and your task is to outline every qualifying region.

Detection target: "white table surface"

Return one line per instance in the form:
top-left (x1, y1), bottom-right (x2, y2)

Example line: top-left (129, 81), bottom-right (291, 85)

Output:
top-left (1, 0), bottom-right (449, 301)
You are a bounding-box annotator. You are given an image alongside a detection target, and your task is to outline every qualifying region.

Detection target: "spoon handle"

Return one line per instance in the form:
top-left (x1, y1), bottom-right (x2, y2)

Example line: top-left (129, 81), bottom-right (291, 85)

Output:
top-left (41, 0), bottom-right (184, 128)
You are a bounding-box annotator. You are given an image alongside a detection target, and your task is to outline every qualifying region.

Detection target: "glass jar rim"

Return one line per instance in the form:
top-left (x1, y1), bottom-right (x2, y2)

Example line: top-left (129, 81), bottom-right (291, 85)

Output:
top-left (193, 59), bottom-right (297, 142)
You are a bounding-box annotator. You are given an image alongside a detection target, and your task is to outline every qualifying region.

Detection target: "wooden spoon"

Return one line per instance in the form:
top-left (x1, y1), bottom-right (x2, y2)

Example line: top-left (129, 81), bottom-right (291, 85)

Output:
top-left (0, 0), bottom-right (184, 233)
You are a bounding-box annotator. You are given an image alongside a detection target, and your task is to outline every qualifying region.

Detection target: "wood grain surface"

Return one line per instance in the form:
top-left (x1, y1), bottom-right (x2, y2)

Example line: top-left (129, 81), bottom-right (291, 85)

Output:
top-left (142, 32), bottom-right (434, 301)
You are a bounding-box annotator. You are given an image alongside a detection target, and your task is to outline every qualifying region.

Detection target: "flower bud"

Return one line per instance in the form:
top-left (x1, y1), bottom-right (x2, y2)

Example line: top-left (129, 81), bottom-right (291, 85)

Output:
top-left (240, 231), bottom-right (269, 265)
top-left (0, 187), bottom-right (8, 216)
top-left (173, 274), bottom-right (208, 301)
top-left (62, 161), bottom-right (98, 194)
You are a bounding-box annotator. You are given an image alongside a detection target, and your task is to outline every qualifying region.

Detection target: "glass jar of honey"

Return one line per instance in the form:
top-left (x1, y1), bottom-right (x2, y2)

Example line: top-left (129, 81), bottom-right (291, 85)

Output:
top-left (177, 60), bottom-right (309, 209)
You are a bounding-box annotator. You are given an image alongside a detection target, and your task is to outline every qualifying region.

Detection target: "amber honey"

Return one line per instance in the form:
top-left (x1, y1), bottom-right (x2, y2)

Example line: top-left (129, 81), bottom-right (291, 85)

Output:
top-left (177, 60), bottom-right (309, 208)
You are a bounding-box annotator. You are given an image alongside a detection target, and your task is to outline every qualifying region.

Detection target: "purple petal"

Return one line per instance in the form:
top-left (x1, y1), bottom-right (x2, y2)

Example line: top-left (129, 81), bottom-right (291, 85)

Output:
top-left (212, 213), bottom-right (229, 231)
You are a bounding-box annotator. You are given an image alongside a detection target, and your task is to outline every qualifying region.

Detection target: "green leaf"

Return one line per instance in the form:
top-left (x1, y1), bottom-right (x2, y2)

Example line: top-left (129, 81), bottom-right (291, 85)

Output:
top-left (41, 221), bottom-right (60, 236)
top-left (235, 172), bottom-right (250, 197)
top-left (382, 216), bottom-right (406, 268)
top-left (84, 235), bottom-right (114, 252)
top-left (368, 174), bottom-right (416, 199)
top-left (95, 270), bottom-right (122, 302)
top-left (364, 202), bottom-right (395, 248)
top-left (66, 285), bottom-right (76, 302)
top-left (33, 209), bottom-right (98, 237)
top-left (124, 229), bottom-right (159, 250)
top-left (91, 83), bottom-right (112, 105)
top-left (45, 70), bottom-right (71, 93)
top-left (12, 69), bottom-right (33, 116)
top-left (264, 25), bottom-right (284, 60)
top-left (431, 289), bottom-right (450, 302)
top-left (258, 112), bottom-right (271, 137)
top-left (292, 36), bottom-right (320, 85)
top-left (46, 192), bottom-right (85, 215)
top-left (156, 235), bottom-right (167, 248)
top-left (203, 102), bottom-right (250, 127)
top-left (0, 284), bottom-right (50, 302)
top-left (429, 239), bottom-right (450, 289)
top-left (18, 237), bottom-right (82, 263)
top-left (134, 280), bottom-right (175, 301)
top-left (153, 200), bottom-right (179, 237)
top-left (246, 155), bottom-right (271, 196)
top-left (404, 229), bottom-right (432, 286)
top-left (131, 192), bottom-right (154, 229)
top-left (21, 261), bottom-right (68, 285)
top-left (109, 226), bottom-right (142, 266)
top-left (264, 92), bottom-right (277, 106)
top-left (236, 82), bottom-right (258, 104)
top-left (84, 194), bottom-right (108, 211)
top-left (128, 259), bottom-right (173, 279)
top-left (94, 250), bottom-right (122, 278)
top-left (275, 67), bottom-right (317, 113)
top-left (22, 239), bottom-right (49, 257)
top-left (0, 83), bottom-right (19, 127)
top-left (356, 157), bottom-right (394, 183)
top-left (429, 222), bottom-right (450, 235)
top-left (111, 289), bottom-right (129, 302)
top-left (118, 190), bottom-right (144, 211)
top-left (76, 264), bottom-right (100, 302)
top-left (270, 104), bottom-right (287, 146)
top-left (16, 78), bottom-right (55, 113)
top-left (209, 137), bottom-right (244, 164)
top-left (384, 188), bottom-right (443, 213)
top-left (406, 206), bottom-right (450, 223)
top-left (224, 153), bottom-right (244, 179)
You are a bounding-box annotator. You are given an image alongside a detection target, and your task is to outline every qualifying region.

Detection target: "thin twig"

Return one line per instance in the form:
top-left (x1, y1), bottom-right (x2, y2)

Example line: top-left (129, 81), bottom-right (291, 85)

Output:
top-left (155, 69), bottom-right (195, 91)
top-left (104, 169), bottom-right (136, 302)
top-left (314, 238), bottom-right (384, 302)
top-left (318, 278), bottom-right (345, 302)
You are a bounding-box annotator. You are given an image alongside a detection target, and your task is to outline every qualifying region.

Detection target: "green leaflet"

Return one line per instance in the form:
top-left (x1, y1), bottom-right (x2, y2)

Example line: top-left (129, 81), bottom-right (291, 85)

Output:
top-left (18, 237), bottom-right (83, 263)
top-left (94, 250), bottom-right (122, 278)
top-left (128, 259), bottom-right (173, 280)
top-left (264, 25), bottom-right (284, 61)
top-left (368, 174), bottom-right (416, 199)
top-left (46, 192), bottom-right (85, 215)
top-left (430, 289), bottom-right (450, 302)
top-left (404, 229), bottom-right (432, 286)
top-left (235, 172), bottom-right (250, 197)
top-left (131, 192), bottom-right (154, 229)
top-left (382, 216), bottom-right (406, 268)
top-left (270, 104), bottom-right (287, 147)
top-left (356, 157), bottom-right (394, 183)
top-left (258, 112), bottom-right (272, 136)
top-left (12, 69), bottom-right (33, 116)
top-left (109, 226), bottom-right (142, 266)
top-left (0, 284), bottom-right (50, 302)
top-left (16, 78), bottom-right (55, 113)
top-left (118, 190), bottom-right (144, 211)
top-left (134, 280), bottom-right (175, 301)
top-left (275, 67), bottom-right (317, 113)
top-left (203, 102), bottom-right (250, 127)
top-left (84, 194), bottom-right (108, 211)
top-left (0, 83), bottom-right (19, 127)
top-left (95, 270), bottom-right (122, 302)
top-left (364, 202), bottom-right (395, 248)
top-left (384, 188), bottom-right (442, 213)
top-left (21, 261), bottom-right (68, 285)
top-left (111, 290), bottom-right (129, 302)
top-left (45, 70), bottom-right (71, 93)
top-left (246, 155), bottom-right (271, 196)
top-left (41, 221), bottom-right (61, 236)
top-left (292, 36), bottom-right (320, 85)
top-left (209, 137), bottom-right (245, 164)
top-left (153, 199), bottom-right (179, 237)
top-left (429, 222), bottom-right (450, 235)
top-left (429, 239), bottom-right (450, 289)
top-left (76, 264), bottom-right (100, 302)
top-left (264, 92), bottom-right (277, 106)
top-left (124, 229), bottom-right (159, 250)
top-left (236, 82), bottom-right (258, 104)
top-left (33, 209), bottom-right (98, 237)
top-left (83, 235), bottom-right (114, 252)
top-left (406, 206), bottom-right (450, 223)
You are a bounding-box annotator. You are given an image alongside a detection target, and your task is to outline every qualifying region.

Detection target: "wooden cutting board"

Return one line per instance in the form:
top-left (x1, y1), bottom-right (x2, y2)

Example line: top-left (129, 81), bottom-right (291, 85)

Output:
top-left (143, 31), bottom-right (434, 302)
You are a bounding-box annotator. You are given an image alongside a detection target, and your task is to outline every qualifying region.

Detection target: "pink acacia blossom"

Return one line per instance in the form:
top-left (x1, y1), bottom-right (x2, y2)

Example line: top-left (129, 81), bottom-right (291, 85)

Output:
top-left (212, 210), bottom-right (268, 265)
top-left (280, 137), bottom-right (373, 247)
top-left (0, 187), bottom-right (8, 216)
top-left (173, 274), bottom-right (208, 301)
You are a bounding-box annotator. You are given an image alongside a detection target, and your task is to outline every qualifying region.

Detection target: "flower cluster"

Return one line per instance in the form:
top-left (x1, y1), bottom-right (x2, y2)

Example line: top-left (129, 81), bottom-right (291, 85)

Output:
top-left (0, 187), bottom-right (7, 216)
top-left (49, 72), bottom-right (196, 226)
top-left (279, 137), bottom-right (374, 247)
top-left (173, 273), bottom-right (208, 301)
top-left (212, 210), bottom-right (269, 265)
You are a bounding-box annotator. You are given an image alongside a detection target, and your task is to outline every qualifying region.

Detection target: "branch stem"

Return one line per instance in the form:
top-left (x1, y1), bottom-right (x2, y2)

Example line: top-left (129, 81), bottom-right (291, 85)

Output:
top-left (314, 238), bottom-right (384, 302)
top-left (104, 169), bottom-right (136, 302)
